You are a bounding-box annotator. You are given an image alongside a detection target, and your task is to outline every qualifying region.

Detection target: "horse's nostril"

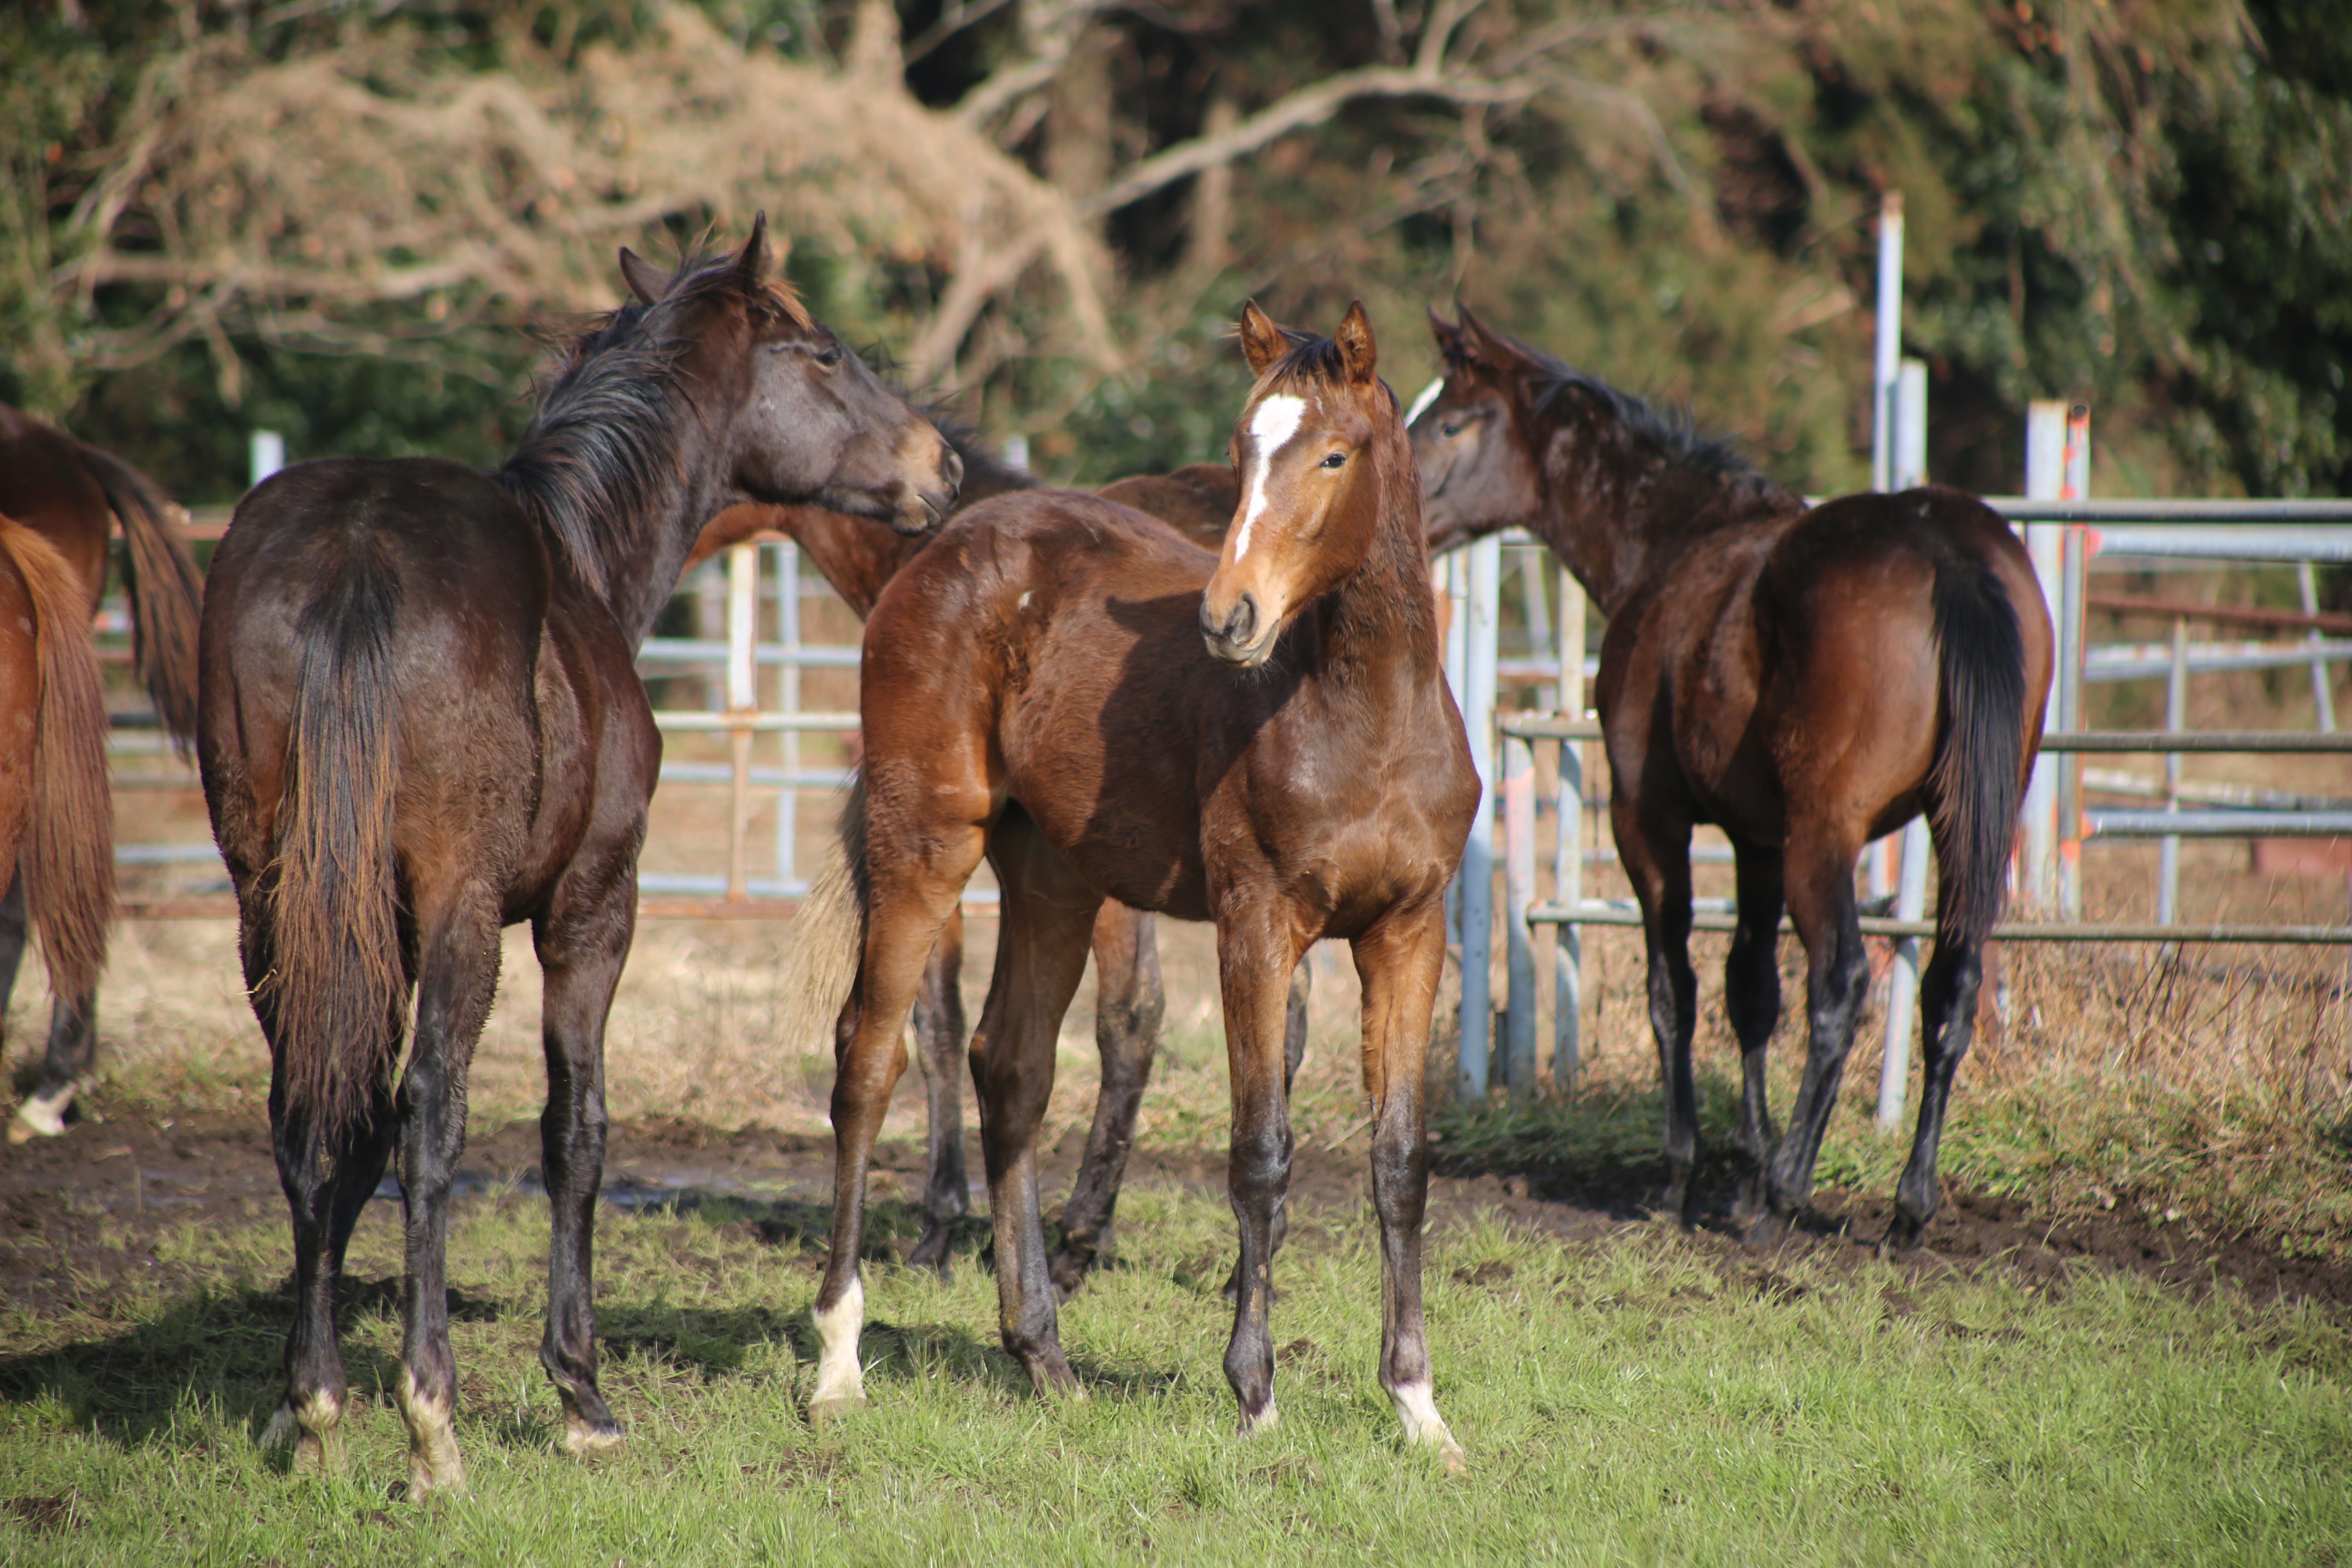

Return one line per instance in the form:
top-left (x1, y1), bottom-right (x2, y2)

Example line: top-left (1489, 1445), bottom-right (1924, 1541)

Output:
top-left (1229, 593), bottom-right (1258, 645)
top-left (940, 444), bottom-right (964, 499)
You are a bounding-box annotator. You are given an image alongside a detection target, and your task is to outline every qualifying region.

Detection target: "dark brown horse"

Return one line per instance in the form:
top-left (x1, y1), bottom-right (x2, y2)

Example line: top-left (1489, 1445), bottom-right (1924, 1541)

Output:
top-left (0, 407), bottom-right (205, 1141)
top-left (1413, 309), bottom-right (2051, 1247)
top-left (786, 302), bottom-right (1475, 1463)
top-left (196, 221), bottom-right (958, 1497)
top-left (691, 450), bottom-right (1301, 1298)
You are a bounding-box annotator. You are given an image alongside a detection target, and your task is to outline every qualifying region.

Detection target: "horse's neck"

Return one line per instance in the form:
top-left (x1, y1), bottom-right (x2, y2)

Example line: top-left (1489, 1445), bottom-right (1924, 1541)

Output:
top-left (1309, 479), bottom-right (1444, 717)
top-left (609, 465), bottom-right (734, 650)
top-left (797, 510), bottom-right (927, 619)
top-left (1537, 434), bottom-right (1775, 617)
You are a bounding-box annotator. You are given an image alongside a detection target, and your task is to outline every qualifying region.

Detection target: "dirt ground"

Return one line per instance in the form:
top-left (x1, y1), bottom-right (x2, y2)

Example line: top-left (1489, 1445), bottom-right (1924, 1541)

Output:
top-left (7, 1091), bottom-right (2350, 1336)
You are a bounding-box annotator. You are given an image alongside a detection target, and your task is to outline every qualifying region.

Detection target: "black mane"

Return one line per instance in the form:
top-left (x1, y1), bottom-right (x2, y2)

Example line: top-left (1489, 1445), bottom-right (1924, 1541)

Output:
top-left (500, 243), bottom-right (753, 597)
top-left (1496, 331), bottom-right (1760, 486)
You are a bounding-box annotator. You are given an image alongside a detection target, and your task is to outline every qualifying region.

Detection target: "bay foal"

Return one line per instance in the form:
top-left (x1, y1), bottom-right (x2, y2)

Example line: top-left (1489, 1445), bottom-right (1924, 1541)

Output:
top-left (692, 452), bottom-right (1307, 1295)
top-left (198, 223), bottom-right (957, 1495)
top-left (791, 302), bottom-right (1475, 1461)
top-left (1412, 309), bottom-right (2050, 1246)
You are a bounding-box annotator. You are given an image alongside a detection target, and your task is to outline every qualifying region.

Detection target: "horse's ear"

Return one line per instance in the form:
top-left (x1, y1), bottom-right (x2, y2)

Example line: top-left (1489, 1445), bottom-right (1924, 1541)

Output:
top-left (1428, 305), bottom-right (1467, 366)
top-left (1335, 301), bottom-right (1378, 386)
top-left (734, 212), bottom-right (771, 290)
top-left (618, 247), bottom-right (671, 305)
top-left (1458, 304), bottom-right (1526, 376)
top-left (1238, 300), bottom-right (1287, 377)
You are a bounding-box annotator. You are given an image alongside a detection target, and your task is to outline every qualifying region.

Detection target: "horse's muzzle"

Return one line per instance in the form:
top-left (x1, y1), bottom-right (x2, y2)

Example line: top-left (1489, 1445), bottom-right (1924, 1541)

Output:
top-left (1200, 591), bottom-right (1273, 668)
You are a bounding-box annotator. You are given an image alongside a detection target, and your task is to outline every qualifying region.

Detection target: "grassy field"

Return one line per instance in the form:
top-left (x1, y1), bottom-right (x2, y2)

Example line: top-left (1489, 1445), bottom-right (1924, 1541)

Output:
top-left (2, 1168), bottom-right (2349, 1566)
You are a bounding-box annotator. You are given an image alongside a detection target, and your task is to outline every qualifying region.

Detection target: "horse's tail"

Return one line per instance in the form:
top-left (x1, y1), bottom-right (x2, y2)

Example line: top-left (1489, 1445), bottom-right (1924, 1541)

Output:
top-left (777, 773), bottom-right (870, 1057)
top-left (1925, 543), bottom-right (2030, 951)
top-left (0, 517), bottom-right (115, 1007)
top-left (73, 441), bottom-right (204, 752)
top-left (261, 546), bottom-right (407, 1139)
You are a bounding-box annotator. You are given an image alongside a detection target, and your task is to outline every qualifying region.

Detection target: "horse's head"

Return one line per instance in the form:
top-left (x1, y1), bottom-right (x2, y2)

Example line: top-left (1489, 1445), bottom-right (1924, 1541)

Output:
top-left (1410, 305), bottom-right (1543, 553)
top-left (1200, 300), bottom-right (1396, 668)
top-left (619, 216), bottom-right (960, 537)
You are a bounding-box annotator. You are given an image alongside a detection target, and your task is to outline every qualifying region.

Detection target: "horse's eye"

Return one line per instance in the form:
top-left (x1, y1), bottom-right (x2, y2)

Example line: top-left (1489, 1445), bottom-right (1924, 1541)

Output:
top-left (815, 345), bottom-right (844, 369)
top-left (1320, 452), bottom-right (1346, 469)
top-left (1439, 421), bottom-right (1463, 439)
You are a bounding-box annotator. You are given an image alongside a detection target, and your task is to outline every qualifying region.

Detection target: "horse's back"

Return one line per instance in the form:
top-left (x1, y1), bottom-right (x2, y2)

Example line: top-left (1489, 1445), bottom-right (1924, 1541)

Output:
top-left (202, 457), bottom-right (557, 886)
top-left (862, 489), bottom-right (1227, 916)
top-left (0, 408), bottom-right (114, 597)
top-left (1096, 463), bottom-right (1238, 551)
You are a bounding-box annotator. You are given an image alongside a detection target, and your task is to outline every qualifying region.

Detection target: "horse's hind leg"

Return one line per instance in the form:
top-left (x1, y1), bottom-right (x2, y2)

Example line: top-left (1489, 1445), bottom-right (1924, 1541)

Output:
top-left (972, 813), bottom-right (1100, 1392)
top-left (392, 887), bottom-right (503, 1499)
top-left (906, 909), bottom-right (969, 1280)
top-left (1613, 802), bottom-right (1702, 1227)
top-left (0, 871), bottom-right (77, 1144)
top-left (1725, 842), bottom-right (1785, 1224)
top-left (1051, 902), bottom-right (1163, 1296)
top-left (533, 863), bottom-right (635, 1455)
top-left (1352, 900), bottom-right (1463, 1467)
top-left (813, 832), bottom-right (980, 1421)
top-left (1886, 902), bottom-right (1986, 1250)
top-left (1752, 833), bottom-right (1871, 1245)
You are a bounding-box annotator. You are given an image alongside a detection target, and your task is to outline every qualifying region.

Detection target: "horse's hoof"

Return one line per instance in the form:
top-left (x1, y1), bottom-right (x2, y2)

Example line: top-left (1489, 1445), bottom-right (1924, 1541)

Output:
top-left (1742, 1210), bottom-right (1791, 1249)
top-left (1236, 1400), bottom-right (1279, 1437)
top-left (807, 1392), bottom-right (868, 1429)
top-left (8, 1086), bottom-right (71, 1142)
top-left (258, 1402), bottom-right (298, 1450)
top-left (1047, 1246), bottom-right (1094, 1301)
top-left (1882, 1212), bottom-right (1926, 1252)
top-left (906, 1223), bottom-right (956, 1282)
top-left (561, 1416), bottom-right (624, 1456)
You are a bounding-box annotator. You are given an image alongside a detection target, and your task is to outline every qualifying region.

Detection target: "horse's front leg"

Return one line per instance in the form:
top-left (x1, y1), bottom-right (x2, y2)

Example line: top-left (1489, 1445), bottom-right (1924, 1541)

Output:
top-left (532, 856), bottom-right (637, 1457)
top-left (1216, 911), bottom-right (1301, 1437)
top-left (906, 908), bottom-right (970, 1281)
top-left (1613, 799), bottom-right (1702, 1227)
top-left (1352, 900), bottom-right (1464, 1468)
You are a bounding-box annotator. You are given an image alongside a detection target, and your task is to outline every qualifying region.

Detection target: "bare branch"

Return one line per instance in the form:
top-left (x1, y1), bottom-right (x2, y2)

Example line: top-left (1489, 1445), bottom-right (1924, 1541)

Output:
top-left (1076, 62), bottom-right (1541, 220)
top-left (904, 0), bottom-right (1017, 66)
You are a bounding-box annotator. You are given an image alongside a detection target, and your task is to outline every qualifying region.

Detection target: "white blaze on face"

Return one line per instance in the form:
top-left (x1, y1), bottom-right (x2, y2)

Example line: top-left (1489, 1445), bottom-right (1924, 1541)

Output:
top-left (1232, 394), bottom-right (1308, 562)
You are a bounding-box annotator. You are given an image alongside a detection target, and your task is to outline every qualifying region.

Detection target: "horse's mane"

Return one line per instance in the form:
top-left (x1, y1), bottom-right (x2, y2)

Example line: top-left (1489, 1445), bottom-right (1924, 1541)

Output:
top-left (502, 242), bottom-right (808, 596)
top-left (1483, 330), bottom-right (1760, 487)
top-left (924, 407), bottom-right (1038, 499)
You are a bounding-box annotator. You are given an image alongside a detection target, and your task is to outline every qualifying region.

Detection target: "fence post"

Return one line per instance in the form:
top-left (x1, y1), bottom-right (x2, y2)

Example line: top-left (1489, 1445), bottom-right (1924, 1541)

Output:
top-left (249, 430), bottom-right (285, 487)
top-left (775, 541), bottom-right (803, 894)
top-left (1876, 356), bottom-right (1931, 1124)
top-left (1502, 733), bottom-right (1537, 1095)
top-left (1441, 552), bottom-right (1466, 951)
top-left (1869, 192), bottom-right (1904, 494)
top-left (1555, 564), bottom-right (1586, 1096)
top-left (2057, 405), bottom-right (2091, 919)
top-left (2158, 616), bottom-right (2186, 933)
top-left (2299, 561), bottom-right (2337, 732)
top-left (2022, 403), bottom-right (2067, 910)
top-left (724, 542), bottom-right (758, 901)
top-left (1454, 535), bottom-right (1501, 1099)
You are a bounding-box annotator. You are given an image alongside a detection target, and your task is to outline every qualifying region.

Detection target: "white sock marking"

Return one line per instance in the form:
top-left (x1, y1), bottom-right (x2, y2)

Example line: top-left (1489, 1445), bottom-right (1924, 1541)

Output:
top-left (812, 1274), bottom-right (866, 1405)
top-left (1233, 395), bottom-right (1307, 561)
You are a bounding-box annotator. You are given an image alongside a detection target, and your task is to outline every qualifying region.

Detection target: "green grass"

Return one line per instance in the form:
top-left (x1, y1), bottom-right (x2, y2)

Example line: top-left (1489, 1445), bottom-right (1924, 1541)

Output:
top-left (2, 1183), bottom-right (2348, 1565)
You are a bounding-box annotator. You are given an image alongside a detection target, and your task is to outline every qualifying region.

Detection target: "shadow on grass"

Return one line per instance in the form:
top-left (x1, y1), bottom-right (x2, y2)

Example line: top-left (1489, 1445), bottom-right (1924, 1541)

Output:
top-left (1431, 1067), bottom-right (1762, 1229)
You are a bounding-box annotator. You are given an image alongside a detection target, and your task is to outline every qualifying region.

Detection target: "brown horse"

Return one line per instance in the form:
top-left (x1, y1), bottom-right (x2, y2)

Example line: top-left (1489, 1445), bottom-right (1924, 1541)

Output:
top-left (1413, 309), bottom-right (2051, 1247)
top-left (0, 514), bottom-right (116, 1122)
top-left (0, 407), bottom-right (205, 1141)
top-left (196, 221), bottom-right (957, 1497)
top-left (786, 302), bottom-right (1475, 1463)
top-left (690, 449), bottom-right (1303, 1297)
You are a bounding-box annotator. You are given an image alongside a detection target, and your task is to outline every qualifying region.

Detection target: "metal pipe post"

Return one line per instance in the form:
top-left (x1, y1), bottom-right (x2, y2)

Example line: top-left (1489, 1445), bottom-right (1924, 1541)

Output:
top-left (2158, 617), bottom-right (2185, 928)
top-left (2057, 405), bottom-right (2091, 919)
top-left (1502, 733), bottom-right (1538, 1096)
top-left (1869, 192), bottom-right (1904, 494)
top-left (1554, 564), bottom-right (1586, 1095)
top-left (2021, 402), bottom-right (2067, 910)
top-left (1894, 357), bottom-right (1928, 490)
top-left (1441, 552), bottom-right (1466, 949)
top-left (725, 542), bottom-right (758, 901)
top-left (1455, 535), bottom-right (1502, 1100)
top-left (2300, 561), bottom-right (2337, 731)
top-left (776, 541), bottom-right (802, 891)
top-left (1875, 815), bottom-right (1931, 1128)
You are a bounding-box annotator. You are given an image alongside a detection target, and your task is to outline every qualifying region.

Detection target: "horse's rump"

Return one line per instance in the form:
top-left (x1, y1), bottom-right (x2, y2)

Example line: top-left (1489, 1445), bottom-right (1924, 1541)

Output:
top-left (67, 438), bottom-right (204, 748)
top-left (0, 516), bottom-right (115, 1008)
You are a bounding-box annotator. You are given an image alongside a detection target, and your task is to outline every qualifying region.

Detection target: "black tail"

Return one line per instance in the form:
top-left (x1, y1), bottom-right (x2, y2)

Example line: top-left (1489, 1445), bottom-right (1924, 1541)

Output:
top-left (1925, 549), bottom-right (2029, 950)
top-left (73, 441), bottom-right (204, 751)
top-left (260, 548), bottom-right (407, 1139)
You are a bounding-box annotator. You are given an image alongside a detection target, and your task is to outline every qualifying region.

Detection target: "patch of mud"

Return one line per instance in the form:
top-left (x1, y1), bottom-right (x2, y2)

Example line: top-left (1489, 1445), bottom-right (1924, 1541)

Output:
top-left (2, 1107), bottom-right (2348, 1316)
